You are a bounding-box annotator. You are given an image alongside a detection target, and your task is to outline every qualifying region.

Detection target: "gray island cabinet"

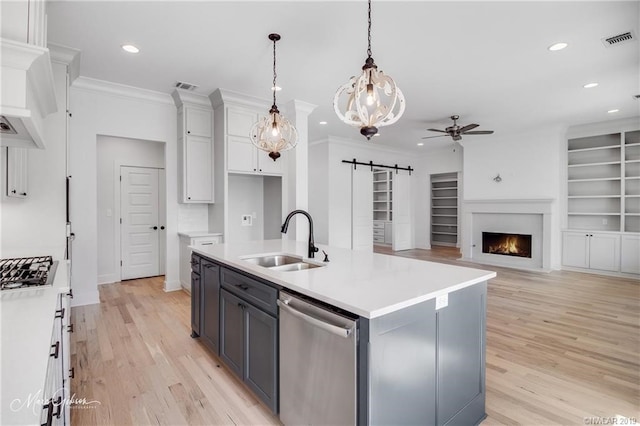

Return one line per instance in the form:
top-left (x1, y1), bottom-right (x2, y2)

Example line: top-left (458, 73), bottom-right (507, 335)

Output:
top-left (189, 240), bottom-right (495, 425)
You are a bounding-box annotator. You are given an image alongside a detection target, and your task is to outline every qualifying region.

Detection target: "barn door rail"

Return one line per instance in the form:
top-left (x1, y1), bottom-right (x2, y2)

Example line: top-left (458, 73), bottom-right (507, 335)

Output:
top-left (341, 158), bottom-right (413, 175)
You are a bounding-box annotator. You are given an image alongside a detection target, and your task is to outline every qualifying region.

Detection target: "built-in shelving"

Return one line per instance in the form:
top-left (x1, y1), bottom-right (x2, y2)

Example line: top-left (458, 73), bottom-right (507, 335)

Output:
top-left (567, 130), bottom-right (640, 232)
top-left (431, 172), bottom-right (459, 247)
top-left (373, 169), bottom-right (393, 245)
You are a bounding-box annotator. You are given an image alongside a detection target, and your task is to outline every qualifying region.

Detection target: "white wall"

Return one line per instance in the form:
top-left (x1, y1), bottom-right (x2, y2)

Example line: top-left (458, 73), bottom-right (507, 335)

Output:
top-left (0, 61), bottom-right (67, 259)
top-left (263, 176), bottom-right (283, 240)
top-left (227, 174), bottom-right (265, 242)
top-left (461, 128), bottom-right (564, 269)
top-left (69, 77), bottom-right (179, 306)
top-left (415, 145), bottom-right (464, 249)
top-left (96, 136), bottom-right (165, 284)
top-left (309, 137), bottom-right (416, 249)
top-left (177, 204), bottom-right (209, 232)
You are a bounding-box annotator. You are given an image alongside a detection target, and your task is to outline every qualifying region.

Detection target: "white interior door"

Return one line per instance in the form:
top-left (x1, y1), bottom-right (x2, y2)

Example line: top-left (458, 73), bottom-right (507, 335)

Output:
top-left (121, 166), bottom-right (160, 280)
top-left (351, 167), bottom-right (373, 251)
top-left (392, 172), bottom-right (412, 251)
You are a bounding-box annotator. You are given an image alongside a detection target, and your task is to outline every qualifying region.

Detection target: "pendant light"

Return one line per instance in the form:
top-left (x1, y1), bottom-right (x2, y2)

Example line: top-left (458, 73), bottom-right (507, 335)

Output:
top-left (333, 0), bottom-right (405, 140)
top-left (250, 33), bottom-right (298, 161)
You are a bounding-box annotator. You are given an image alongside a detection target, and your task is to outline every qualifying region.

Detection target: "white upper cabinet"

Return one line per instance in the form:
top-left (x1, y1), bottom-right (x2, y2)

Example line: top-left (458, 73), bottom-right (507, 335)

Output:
top-left (5, 147), bottom-right (28, 198)
top-left (173, 89), bottom-right (215, 204)
top-left (226, 107), bottom-right (285, 175)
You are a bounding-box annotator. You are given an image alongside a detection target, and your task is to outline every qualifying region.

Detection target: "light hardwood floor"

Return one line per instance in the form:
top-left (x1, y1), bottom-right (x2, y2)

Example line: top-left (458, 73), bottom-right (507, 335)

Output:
top-left (70, 248), bottom-right (639, 425)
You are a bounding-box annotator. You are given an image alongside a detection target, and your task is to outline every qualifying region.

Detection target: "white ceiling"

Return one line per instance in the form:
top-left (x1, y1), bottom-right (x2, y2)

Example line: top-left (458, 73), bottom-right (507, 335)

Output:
top-left (47, 1), bottom-right (640, 152)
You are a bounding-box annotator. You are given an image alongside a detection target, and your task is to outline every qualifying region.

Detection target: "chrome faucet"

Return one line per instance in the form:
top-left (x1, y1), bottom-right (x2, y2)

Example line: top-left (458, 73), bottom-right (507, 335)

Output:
top-left (281, 210), bottom-right (319, 258)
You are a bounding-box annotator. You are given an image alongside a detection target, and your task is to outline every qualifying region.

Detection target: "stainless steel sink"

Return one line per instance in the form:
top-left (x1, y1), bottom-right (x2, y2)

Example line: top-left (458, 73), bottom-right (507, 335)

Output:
top-left (269, 262), bottom-right (323, 272)
top-left (242, 254), bottom-right (302, 268)
top-left (241, 254), bottom-right (325, 272)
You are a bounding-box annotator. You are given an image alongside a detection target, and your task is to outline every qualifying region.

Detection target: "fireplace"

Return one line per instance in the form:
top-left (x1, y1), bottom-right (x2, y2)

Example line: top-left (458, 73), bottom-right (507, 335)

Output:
top-left (482, 232), bottom-right (532, 258)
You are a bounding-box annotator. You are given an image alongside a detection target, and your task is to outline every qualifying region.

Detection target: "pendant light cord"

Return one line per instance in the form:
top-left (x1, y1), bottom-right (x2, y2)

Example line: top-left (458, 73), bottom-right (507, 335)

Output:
top-left (272, 38), bottom-right (277, 107)
top-left (367, 0), bottom-right (372, 59)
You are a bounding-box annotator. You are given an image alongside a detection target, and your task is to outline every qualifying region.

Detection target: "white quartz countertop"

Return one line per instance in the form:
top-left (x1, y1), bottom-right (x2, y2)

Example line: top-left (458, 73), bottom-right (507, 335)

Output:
top-left (1, 261), bottom-right (70, 425)
top-left (191, 240), bottom-right (496, 319)
top-left (178, 231), bottom-right (223, 238)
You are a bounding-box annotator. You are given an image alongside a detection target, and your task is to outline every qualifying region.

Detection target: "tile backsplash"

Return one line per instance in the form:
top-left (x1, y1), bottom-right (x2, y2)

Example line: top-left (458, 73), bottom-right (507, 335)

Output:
top-left (177, 204), bottom-right (209, 232)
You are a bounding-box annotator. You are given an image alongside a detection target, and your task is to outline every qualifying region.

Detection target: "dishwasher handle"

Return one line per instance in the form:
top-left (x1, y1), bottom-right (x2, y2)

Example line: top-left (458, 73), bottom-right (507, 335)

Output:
top-left (277, 299), bottom-right (353, 338)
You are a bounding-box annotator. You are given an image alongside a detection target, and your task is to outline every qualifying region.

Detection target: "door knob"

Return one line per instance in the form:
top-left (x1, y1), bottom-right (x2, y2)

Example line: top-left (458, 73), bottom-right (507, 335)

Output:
top-left (151, 226), bottom-right (158, 230)
top-left (160, 226), bottom-right (165, 230)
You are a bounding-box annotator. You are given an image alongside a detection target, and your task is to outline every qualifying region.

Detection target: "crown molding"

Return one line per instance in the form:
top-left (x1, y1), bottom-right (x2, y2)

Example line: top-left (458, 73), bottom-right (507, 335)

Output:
top-left (48, 42), bottom-right (81, 83)
top-left (209, 88), bottom-right (270, 110)
top-left (283, 99), bottom-right (317, 116)
top-left (171, 88), bottom-right (212, 109)
top-left (72, 76), bottom-right (174, 105)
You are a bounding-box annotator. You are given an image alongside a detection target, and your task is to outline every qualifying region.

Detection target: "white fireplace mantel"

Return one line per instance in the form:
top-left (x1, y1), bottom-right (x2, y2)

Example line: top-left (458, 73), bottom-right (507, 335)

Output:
top-left (461, 199), bottom-right (554, 271)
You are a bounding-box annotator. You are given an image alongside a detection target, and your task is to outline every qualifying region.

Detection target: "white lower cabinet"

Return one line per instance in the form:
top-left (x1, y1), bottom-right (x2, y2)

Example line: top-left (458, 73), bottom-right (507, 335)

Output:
top-left (179, 233), bottom-right (223, 289)
top-left (41, 291), bottom-right (73, 426)
top-left (562, 231), bottom-right (625, 273)
top-left (621, 234), bottom-right (640, 274)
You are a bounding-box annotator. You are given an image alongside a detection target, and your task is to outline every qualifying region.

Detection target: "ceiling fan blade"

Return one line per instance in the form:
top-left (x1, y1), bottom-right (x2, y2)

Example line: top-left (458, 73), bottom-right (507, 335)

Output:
top-left (426, 128), bottom-right (447, 133)
top-left (459, 124), bottom-right (479, 133)
top-left (464, 130), bottom-right (494, 135)
top-left (421, 135), bottom-right (448, 139)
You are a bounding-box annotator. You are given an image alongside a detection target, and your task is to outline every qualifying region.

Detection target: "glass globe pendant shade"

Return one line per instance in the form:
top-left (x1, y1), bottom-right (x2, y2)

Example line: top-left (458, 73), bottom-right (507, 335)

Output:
top-left (334, 59), bottom-right (405, 140)
top-left (250, 105), bottom-right (298, 161)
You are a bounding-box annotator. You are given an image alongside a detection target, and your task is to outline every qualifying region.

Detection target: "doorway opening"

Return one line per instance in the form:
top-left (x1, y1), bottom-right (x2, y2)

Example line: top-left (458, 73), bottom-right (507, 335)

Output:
top-left (97, 136), bottom-right (166, 284)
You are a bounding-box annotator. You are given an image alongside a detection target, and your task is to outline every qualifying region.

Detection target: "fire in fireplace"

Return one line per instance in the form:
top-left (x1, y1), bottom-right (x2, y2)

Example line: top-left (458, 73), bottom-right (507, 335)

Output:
top-left (482, 232), bottom-right (532, 258)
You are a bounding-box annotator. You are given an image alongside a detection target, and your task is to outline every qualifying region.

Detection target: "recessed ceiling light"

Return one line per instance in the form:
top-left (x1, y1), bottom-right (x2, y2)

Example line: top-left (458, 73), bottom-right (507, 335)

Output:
top-left (417, 142), bottom-right (424, 146)
top-left (319, 121), bottom-right (327, 125)
top-left (548, 42), bottom-right (568, 51)
top-left (583, 82), bottom-right (599, 89)
top-left (271, 86), bottom-right (282, 91)
top-left (607, 109), bottom-right (620, 114)
top-left (121, 44), bottom-right (140, 54)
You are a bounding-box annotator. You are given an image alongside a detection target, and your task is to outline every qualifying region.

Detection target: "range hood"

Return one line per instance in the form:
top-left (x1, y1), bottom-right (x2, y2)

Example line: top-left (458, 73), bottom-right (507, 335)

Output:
top-left (1, 38), bottom-right (57, 149)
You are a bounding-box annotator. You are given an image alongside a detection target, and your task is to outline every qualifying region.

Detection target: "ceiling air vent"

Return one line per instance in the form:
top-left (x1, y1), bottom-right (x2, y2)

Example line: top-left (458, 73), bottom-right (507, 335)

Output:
top-left (175, 81), bottom-right (198, 91)
top-left (601, 31), bottom-right (635, 47)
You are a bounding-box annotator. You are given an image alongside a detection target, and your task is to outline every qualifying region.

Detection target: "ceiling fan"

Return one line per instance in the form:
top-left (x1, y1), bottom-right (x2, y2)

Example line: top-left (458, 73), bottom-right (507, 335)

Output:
top-left (422, 115), bottom-right (494, 141)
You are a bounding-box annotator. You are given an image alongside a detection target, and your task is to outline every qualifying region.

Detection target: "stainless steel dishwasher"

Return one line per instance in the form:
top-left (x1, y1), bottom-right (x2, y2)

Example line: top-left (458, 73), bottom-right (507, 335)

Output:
top-left (278, 291), bottom-right (358, 425)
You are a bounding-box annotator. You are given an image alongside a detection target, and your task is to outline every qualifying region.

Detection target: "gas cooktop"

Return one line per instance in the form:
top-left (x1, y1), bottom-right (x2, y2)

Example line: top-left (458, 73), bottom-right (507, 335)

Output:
top-left (0, 256), bottom-right (58, 290)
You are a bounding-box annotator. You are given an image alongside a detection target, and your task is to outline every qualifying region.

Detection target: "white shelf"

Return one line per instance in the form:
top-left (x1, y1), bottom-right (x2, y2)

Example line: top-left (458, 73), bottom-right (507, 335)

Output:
top-left (568, 161), bottom-right (621, 168)
top-left (431, 172), bottom-right (458, 247)
top-left (568, 212), bottom-right (620, 216)
top-left (568, 177), bottom-right (621, 182)
top-left (625, 159), bottom-right (640, 164)
top-left (433, 223), bottom-right (458, 227)
top-left (568, 195), bottom-right (621, 199)
top-left (432, 187), bottom-right (457, 191)
top-left (431, 231), bottom-right (457, 236)
top-left (625, 142), bottom-right (640, 148)
top-left (568, 144), bottom-right (621, 153)
top-left (432, 196), bottom-right (457, 200)
top-left (433, 214), bottom-right (457, 217)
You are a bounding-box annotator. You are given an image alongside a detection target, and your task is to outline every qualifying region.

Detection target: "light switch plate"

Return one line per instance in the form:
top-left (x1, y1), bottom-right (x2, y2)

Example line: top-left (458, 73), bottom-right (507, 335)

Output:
top-left (241, 214), bottom-right (252, 226)
top-left (435, 294), bottom-right (448, 310)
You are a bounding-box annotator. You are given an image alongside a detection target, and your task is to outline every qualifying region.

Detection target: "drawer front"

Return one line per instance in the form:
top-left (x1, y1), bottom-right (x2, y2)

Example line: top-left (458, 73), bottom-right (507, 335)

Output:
top-left (373, 236), bottom-right (385, 243)
top-left (373, 222), bottom-right (385, 229)
top-left (221, 268), bottom-right (278, 315)
top-left (191, 254), bottom-right (201, 273)
top-left (193, 236), bottom-right (222, 246)
top-left (373, 229), bottom-right (384, 236)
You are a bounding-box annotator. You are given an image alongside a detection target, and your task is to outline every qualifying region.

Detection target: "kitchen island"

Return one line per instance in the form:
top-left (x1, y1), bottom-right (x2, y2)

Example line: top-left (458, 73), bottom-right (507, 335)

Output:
top-left (191, 239), bottom-right (496, 425)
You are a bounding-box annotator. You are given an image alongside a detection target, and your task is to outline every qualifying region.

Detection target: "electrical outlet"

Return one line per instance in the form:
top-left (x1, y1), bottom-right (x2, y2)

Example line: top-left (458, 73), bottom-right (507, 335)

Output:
top-left (435, 294), bottom-right (448, 310)
top-left (241, 214), bottom-right (253, 226)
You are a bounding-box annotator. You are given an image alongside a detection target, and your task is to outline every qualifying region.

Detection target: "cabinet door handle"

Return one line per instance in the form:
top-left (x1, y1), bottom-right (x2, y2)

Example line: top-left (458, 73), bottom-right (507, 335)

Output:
top-left (67, 289), bottom-right (73, 299)
top-left (200, 242), bottom-right (213, 246)
top-left (11, 189), bottom-right (16, 194)
top-left (69, 367), bottom-right (75, 379)
top-left (42, 398), bottom-right (54, 426)
top-left (50, 341), bottom-right (60, 359)
top-left (235, 284), bottom-right (249, 291)
top-left (187, 130), bottom-right (191, 134)
top-left (55, 308), bottom-right (65, 319)
top-left (237, 302), bottom-right (245, 309)
top-left (188, 197), bottom-right (191, 200)
top-left (53, 396), bottom-right (62, 419)
top-left (20, 192), bottom-right (27, 196)
top-left (68, 323), bottom-right (74, 333)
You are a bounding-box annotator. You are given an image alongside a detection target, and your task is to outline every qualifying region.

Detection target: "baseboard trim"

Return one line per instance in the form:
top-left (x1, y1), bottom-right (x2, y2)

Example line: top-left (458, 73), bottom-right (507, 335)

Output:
top-left (561, 266), bottom-right (640, 279)
top-left (164, 279), bottom-right (182, 292)
top-left (70, 289), bottom-right (100, 307)
top-left (98, 273), bottom-right (118, 285)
